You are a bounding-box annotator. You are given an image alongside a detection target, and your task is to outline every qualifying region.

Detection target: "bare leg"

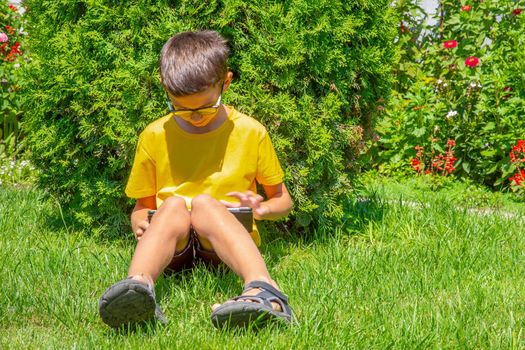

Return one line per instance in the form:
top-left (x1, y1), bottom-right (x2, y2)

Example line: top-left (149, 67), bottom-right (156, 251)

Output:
top-left (191, 194), bottom-right (286, 317)
top-left (191, 194), bottom-right (275, 285)
top-left (128, 196), bottom-right (191, 286)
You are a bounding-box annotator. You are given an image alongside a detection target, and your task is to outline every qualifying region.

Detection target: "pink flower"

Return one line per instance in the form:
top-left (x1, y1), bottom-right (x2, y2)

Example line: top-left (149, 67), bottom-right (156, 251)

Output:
top-left (461, 5), bottom-right (472, 11)
top-left (443, 40), bottom-right (458, 49)
top-left (513, 9), bottom-right (522, 15)
top-left (0, 33), bottom-right (8, 43)
top-left (465, 56), bottom-right (480, 68)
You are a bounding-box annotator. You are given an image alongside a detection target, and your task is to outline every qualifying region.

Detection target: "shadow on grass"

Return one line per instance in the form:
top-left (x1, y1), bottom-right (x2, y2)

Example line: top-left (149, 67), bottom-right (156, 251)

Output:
top-left (259, 191), bottom-right (386, 266)
top-left (31, 189), bottom-right (134, 244)
top-left (35, 185), bottom-right (386, 324)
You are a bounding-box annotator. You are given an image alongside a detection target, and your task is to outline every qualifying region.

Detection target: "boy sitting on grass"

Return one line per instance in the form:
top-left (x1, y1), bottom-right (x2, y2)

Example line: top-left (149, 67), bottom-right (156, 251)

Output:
top-left (98, 30), bottom-right (294, 329)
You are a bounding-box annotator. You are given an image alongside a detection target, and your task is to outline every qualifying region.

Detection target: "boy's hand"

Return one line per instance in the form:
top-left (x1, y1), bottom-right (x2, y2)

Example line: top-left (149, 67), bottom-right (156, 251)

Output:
top-left (133, 219), bottom-right (150, 241)
top-left (221, 191), bottom-right (270, 220)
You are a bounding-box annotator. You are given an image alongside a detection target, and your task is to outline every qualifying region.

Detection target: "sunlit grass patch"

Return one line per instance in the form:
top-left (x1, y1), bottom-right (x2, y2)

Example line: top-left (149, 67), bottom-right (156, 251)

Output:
top-left (1, 178), bottom-right (525, 348)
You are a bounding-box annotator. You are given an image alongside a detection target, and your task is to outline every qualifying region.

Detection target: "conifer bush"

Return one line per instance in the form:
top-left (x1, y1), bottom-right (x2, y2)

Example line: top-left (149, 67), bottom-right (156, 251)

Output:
top-left (21, 0), bottom-right (395, 236)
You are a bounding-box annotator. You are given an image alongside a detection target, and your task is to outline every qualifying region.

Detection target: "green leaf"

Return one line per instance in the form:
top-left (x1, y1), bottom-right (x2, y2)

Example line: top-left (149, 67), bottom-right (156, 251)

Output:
top-left (494, 177), bottom-right (505, 186)
top-left (485, 164), bottom-right (498, 174)
top-left (462, 162), bottom-right (471, 174)
top-left (482, 122), bottom-right (495, 131)
top-left (412, 127), bottom-right (426, 137)
top-left (480, 150), bottom-right (496, 157)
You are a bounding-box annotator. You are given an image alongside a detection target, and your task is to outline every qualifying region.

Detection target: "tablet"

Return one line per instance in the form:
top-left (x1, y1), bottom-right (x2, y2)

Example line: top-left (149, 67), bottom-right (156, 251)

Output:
top-left (147, 207), bottom-right (253, 232)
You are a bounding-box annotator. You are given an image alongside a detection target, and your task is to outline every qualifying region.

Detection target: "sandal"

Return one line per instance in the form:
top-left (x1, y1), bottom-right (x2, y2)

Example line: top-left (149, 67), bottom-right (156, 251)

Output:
top-left (211, 280), bottom-right (293, 328)
top-left (98, 278), bottom-right (167, 328)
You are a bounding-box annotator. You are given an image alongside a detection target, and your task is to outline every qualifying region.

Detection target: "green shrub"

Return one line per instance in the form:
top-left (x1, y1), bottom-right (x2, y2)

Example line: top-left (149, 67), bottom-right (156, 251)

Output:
top-left (21, 0), bottom-right (395, 236)
top-left (371, 0), bottom-right (525, 189)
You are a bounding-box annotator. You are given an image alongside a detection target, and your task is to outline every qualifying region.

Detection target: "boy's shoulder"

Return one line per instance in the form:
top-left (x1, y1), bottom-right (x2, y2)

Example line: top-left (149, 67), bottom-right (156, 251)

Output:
top-left (139, 108), bottom-right (269, 139)
top-left (229, 107), bottom-right (267, 134)
top-left (141, 114), bottom-right (173, 137)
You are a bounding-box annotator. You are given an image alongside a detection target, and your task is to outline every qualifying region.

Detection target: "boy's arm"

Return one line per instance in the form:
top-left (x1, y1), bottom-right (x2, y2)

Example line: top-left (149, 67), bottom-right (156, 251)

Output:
top-left (222, 183), bottom-right (293, 221)
top-left (258, 182), bottom-right (293, 220)
top-left (131, 195), bottom-right (157, 240)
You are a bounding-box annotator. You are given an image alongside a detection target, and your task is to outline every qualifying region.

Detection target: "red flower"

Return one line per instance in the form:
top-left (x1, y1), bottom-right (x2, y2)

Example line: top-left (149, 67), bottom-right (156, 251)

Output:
top-left (414, 145), bottom-right (424, 158)
top-left (432, 156), bottom-right (444, 171)
top-left (465, 56), bottom-right (479, 68)
top-left (461, 5), bottom-right (472, 11)
top-left (411, 158), bottom-right (422, 172)
top-left (510, 140), bottom-right (525, 164)
top-left (447, 139), bottom-right (456, 146)
top-left (503, 86), bottom-right (513, 100)
top-left (513, 8), bottom-right (522, 15)
top-left (444, 156), bottom-right (457, 174)
top-left (11, 41), bottom-right (21, 54)
top-left (8, 4), bottom-right (17, 11)
top-left (512, 140), bottom-right (525, 153)
top-left (443, 40), bottom-right (458, 49)
top-left (4, 42), bottom-right (22, 61)
top-left (512, 140), bottom-right (525, 152)
top-left (400, 21), bottom-right (409, 33)
top-left (5, 26), bottom-right (15, 35)
top-left (509, 169), bottom-right (525, 186)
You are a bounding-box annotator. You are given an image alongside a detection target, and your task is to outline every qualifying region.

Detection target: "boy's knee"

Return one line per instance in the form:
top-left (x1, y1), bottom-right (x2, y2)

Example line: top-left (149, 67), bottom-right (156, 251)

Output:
top-left (191, 194), bottom-right (225, 239)
top-left (159, 196), bottom-right (188, 213)
top-left (191, 194), bottom-right (217, 212)
top-left (155, 196), bottom-right (191, 230)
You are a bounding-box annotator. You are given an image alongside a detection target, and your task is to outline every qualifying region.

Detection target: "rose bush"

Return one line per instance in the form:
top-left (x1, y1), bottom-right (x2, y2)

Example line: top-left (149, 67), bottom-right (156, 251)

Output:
top-left (508, 140), bottom-right (525, 194)
top-left (0, 0), bottom-right (26, 156)
top-left (370, 0), bottom-right (525, 190)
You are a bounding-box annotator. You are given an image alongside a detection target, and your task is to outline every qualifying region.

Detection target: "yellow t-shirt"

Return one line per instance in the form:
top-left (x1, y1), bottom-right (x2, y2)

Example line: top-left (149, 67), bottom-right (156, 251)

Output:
top-left (125, 107), bottom-right (284, 246)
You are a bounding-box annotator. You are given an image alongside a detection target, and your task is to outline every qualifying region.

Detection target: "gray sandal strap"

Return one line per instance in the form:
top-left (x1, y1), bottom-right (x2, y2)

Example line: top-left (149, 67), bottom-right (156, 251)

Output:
top-left (243, 280), bottom-right (289, 303)
top-left (241, 280), bottom-right (292, 316)
top-left (211, 280), bottom-right (294, 328)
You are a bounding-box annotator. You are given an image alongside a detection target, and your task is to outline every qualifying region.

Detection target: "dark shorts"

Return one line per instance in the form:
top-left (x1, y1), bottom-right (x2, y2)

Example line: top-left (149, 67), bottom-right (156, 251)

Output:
top-left (165, 228), bottom-right (222, 273)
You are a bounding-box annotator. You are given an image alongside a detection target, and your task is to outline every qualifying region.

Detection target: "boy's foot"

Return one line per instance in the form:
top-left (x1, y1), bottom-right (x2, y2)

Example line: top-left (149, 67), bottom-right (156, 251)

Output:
top-left (98, 277), bottom-right (167, 328)
top-left (210, 280), bottom-right (293, 328)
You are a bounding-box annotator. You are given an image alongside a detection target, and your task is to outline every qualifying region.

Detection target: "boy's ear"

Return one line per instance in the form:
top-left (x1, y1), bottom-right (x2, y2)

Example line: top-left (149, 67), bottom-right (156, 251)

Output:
top-left (223, 71), bottom-right (234, 91)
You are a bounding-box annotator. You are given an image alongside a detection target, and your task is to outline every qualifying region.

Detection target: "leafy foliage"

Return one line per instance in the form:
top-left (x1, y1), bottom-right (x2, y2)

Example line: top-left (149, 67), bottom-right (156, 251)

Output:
top-left (371, 0), bottom-right (525, 189)
top-left (0, 1), bottom-right (26, 156)
top-left (21, 0), bottom-right (396, 236)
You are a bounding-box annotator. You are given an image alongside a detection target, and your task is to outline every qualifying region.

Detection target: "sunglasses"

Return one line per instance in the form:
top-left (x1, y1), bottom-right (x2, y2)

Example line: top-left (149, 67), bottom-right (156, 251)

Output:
top-left (167, 84), bottom-right (223, 119)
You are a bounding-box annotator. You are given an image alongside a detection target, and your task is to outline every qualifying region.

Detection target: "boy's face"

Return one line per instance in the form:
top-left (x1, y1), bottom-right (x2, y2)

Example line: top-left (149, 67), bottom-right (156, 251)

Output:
top-left (167, 73), bottom-right (233, 128)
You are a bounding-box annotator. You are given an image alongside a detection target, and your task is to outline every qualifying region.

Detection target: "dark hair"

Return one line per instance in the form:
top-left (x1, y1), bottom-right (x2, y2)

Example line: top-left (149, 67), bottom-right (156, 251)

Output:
top-left (160, 30), bottom-right (230, 96)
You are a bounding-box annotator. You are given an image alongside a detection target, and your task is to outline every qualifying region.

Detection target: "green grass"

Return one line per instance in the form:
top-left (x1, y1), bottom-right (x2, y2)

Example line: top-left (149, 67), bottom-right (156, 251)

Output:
top-left (359, 173), bottom-right (525, 215)
top-left (2, 178), bottom-right (525, 349)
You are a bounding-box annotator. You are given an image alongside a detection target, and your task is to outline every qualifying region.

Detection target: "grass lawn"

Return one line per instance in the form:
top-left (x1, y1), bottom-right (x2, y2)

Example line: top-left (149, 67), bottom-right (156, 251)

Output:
top-left (1, 177), bottom-right (525, 349)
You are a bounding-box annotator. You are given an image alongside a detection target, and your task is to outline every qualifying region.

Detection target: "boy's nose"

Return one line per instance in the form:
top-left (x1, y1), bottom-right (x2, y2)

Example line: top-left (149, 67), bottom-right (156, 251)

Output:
top-left (191, 111), bottom-right (202, 120)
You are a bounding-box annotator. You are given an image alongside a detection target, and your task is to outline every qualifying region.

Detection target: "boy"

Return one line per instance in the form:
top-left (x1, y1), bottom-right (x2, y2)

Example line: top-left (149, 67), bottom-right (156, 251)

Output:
top-left (98, 30), bottom-right (294, 329)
